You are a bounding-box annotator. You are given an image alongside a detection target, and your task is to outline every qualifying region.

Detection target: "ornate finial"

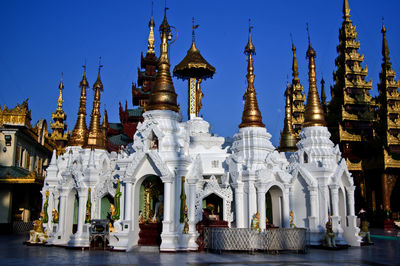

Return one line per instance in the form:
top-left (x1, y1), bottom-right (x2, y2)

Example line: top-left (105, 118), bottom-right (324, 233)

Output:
top-left (306, 24), bottom-right (316, 58)
top-left (303, 37), bottom-right (326, 127)
top-left (147, 4), bottom-right (179, 112)
top-left (57, 72), bottom-right (64, 109)
top-left (192, 17), bottom-right (199, 43)
top-left (69, 65), bottom-right (89, 147)
top-left (279, 82), bottom-right (297, 152)
top-left (343, 0), bottom-right (351, 21)
top-left (381, 18), bottom-right (390, 62)
top-left (239, 23), bottom-right (264, 128)
top-left (147, 5), bottom-right (155, 54)
top-left (291, 35), bottom-right (299, 79)
top-left (93, 57), bottom-right (104, 91)
top-left (244, 18), bottom-right (255, 55)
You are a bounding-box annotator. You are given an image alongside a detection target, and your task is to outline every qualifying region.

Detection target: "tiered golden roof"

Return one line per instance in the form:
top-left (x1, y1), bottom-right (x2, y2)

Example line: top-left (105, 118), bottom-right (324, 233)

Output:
top-left (50, 74), bottom-right (69, 154)
top-left (377, 21), bottom-right (400, 169)
top-left (146, 9), bottom-right (179, 112)
top-left (69, 66), bottom-right (89, 147)
top-left (0, 99), bottom-right (31, 127)
top-left (239, 22), bottom-right (264, 128)
top-left (290, 41), bottom-right (306, 138)
top-left (327, 0), bottom-right (376, 164)
top-left (303, 38), bottom-right (326, 127)
top-left (86, 63), bottom-right (106, 149)
top-left (279, 82), bottom-right (297, 152)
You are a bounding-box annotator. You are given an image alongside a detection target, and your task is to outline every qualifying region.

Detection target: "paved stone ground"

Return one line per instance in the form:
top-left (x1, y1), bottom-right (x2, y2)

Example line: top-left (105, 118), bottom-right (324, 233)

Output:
top-left (0, 230), bottom-right (399, 266)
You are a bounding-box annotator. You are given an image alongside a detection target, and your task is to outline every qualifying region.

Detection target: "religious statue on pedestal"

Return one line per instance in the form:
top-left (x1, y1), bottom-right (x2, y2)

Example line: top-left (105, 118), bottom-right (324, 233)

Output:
top-left (323, 218), bottom-right (336, 248)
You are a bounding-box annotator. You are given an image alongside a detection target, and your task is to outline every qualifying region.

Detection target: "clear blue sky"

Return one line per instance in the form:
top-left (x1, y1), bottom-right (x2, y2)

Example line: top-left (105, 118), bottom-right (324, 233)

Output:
top-left (0, 0), bottom-right (399, 146)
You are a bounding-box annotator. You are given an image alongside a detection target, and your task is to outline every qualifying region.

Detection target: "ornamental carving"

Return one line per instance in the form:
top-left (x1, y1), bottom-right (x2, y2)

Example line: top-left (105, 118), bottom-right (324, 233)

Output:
top-left (194, 175), bottom-right (233, 223)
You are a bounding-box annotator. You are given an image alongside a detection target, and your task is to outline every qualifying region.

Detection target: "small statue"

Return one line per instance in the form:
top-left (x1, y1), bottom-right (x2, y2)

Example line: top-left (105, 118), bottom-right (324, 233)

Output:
top-left (289, 210), bottom-right (296, 228)
top-left (323, 218), bottom-right (336, 248)
top-left (359, 220), bottom-right (372, 244)
top-left (138, 211), bottom-right (144, 224)
top-left (28, 212), bottom-right (48, 244)
top-left (109, 203), bottom-right (116, 233)
top-left (251, 212), bottom-right (261, 232)
top-left (52, 209), bottom-right (59, 224)
top-left (183, 205), bottom-right (189, 234)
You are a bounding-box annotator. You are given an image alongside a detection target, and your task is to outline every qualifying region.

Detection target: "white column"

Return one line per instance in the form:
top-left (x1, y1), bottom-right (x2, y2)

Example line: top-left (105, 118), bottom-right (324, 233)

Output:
top-left (57, 192), bottom-right (67, 236)
top-left (187, 182), bottom-right (196, 234)
top-left (257, 189), bottom-right (266, 231)
top-left (329, 185), bottom-right (339, 217)
top-left (162, 181), bottom-right (172, 233)
top-left (347, 186), bottom-right (356, 216)
top-left (124, 181), bottom-right (132, 221)
top-left (282, 185), bottom-right (290, 228)
top-left (248, 180), bottom-right (257, 226)
top-left (76, 189), bottom-right (88, 235)
top-left (234, 183), bottom-right (244, 228)
top-left (309, 187), bottom-right (318, 218)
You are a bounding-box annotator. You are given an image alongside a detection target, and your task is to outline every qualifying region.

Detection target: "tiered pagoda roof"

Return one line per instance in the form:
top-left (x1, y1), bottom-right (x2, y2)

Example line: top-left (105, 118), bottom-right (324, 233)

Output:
top-left (327, 0), bottom-right (375, 171)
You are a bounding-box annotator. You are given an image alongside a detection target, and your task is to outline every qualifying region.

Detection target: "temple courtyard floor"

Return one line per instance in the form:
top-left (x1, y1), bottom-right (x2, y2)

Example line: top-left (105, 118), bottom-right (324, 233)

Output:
top-left (0, 229), bottom-right (399, 266)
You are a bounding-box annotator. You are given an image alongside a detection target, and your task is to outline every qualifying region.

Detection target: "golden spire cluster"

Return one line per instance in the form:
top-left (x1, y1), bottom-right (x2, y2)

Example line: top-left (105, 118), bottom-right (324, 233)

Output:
top-left (146, 7), bottom-right (179, 112)
top-left (239, 20), bottom-right (264, 128)
top-left (86, 58), bottom-right (106, 149)
top-left (69, 66), bottom-right (89, 146)
top-left (279, 82), bottom-right (297, 152)
top-left (50, 73), bottom-right (69, 154)
top-left (303, 28), bottom-right (326, 128)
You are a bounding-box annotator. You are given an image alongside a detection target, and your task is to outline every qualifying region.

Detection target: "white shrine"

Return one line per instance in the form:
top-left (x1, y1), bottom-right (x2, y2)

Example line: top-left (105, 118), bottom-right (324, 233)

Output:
top-left (39, 11), bottom-right (361, 251)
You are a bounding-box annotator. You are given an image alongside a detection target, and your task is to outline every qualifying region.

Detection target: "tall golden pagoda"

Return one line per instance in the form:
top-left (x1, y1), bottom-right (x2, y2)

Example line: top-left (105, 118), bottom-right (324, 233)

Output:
top-left (289, 41), bottom-right (306, 138)
top-left (146, 8), bottom-right (179, 113)
top-left (69, 66), bottom-right (89, 147)
top-left (86, 61), bottom-right (106, 149)
top-left (303, 35), bottom-right (326, 128)
top-left (173, 18), bottom-right (216, 120)
top-left (239, 21), bottom-right (264, 128)
top-left (326, 0), bottom-right (376, 210)
top-left (50, 74), bottom-right (70, 154)
top-left (279, 82), bottom-right (297, 152)
top-left (376, 21), bottom-right (400, 212)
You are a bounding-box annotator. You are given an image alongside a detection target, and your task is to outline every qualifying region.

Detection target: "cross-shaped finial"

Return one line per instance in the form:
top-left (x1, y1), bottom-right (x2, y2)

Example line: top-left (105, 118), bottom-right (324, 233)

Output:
top-left (192, 17), bottom-right (199, 43)
top-left (82, 59), bottom-right (87, 72)
top-left (249, 18), bottom-right (253, 33)
top-left (98, 56), bottom-right (103, 72)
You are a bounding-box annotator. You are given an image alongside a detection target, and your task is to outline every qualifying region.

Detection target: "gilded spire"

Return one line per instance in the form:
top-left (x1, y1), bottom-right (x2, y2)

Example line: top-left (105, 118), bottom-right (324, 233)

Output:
top-left (50, 72), bottom-right (68, 154)
top-left (147, 7), bottom-right (155, 54)
top-left (102, 108), bottom-right (109, 148)
top-left (343, 0), bottom-right (351, 21)
top-left (146, 7), bottom-right (179, 112)
top-left (57, 73), bottom-right (64, 111)
top-left (279, 82), bottom-right (297, 152)
top-left (291, 37), bottom-right (299, 80)
top-left (239, 20), bottom-right (264, 128)
top-left (382, 19), bottom-right (390, 63)
top-left (86, 58), bottom-right (105, 149)
top-left (303, 30), bottom-right (326, 128)
top-left (69, 65), bottom-right (89, 147)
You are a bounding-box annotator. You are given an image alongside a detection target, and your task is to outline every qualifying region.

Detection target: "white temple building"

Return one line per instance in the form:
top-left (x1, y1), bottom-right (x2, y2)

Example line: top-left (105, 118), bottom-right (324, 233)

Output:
top-left (39, 10), bottom-right (361, 251)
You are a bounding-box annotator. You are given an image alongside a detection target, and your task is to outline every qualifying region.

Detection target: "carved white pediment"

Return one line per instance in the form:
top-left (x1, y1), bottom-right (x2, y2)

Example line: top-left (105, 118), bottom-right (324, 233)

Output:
top-left (194, 175), bottom-right (233, 223)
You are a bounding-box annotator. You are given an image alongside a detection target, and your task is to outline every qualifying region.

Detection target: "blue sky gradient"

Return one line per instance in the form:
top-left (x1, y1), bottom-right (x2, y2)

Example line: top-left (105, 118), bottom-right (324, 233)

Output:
top-left (0, 0), bottom-right (399, 146)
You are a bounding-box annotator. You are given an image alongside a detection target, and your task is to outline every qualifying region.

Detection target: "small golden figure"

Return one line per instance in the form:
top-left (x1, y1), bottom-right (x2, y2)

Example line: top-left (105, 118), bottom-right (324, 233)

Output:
top-left (289, 210), bottom-right (296, 228)
top-left (52, 209), bottom-right (59, 224)
top-left (359, 220), bottom-right (372, 244)
top-left (251, 212), bottom-right (261, 232)
top-left (28, 212), bottom-right (48, 244)
top-left (323, 218), bottom-right (336, 248)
